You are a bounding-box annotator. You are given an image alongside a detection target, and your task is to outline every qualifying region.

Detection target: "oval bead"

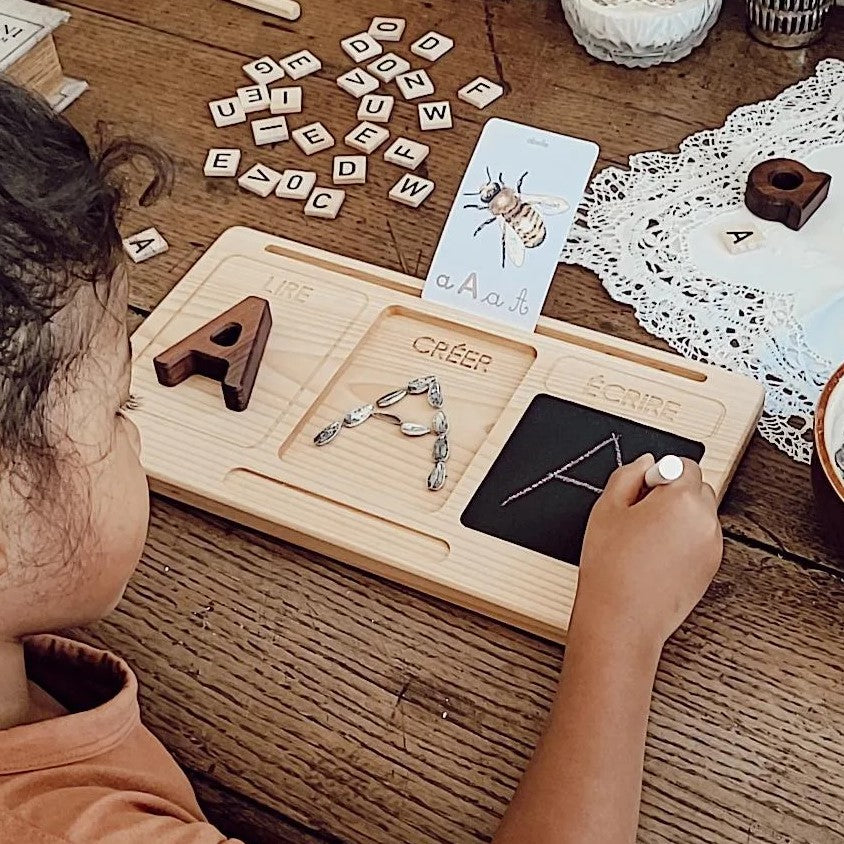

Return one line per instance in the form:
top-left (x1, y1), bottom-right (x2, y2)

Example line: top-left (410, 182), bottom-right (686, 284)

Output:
top-left (407, 375), bottom-right (435, 395)
top-left (376, 388), bottom-right (407, 408)
top-left (313, 420), bottom-right (342, 446)
top-left (343, 404), bottom-right (373, 427)
top-left (427, 378), bottom-right (444, 408)
top-left (400, 422), bottom-right (431, 437)
top-left (427, 461), bottom-right (447, 491)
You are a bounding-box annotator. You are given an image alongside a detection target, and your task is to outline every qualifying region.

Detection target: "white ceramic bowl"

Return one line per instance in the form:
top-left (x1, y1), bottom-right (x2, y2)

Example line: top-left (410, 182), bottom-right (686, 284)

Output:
top-left (561, 0), bottom-right (723, 67)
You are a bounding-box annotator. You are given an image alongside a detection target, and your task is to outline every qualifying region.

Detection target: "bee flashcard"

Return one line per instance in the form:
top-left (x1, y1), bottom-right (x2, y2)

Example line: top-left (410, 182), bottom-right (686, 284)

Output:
top-left (423, 118), bottom-right (598, 331)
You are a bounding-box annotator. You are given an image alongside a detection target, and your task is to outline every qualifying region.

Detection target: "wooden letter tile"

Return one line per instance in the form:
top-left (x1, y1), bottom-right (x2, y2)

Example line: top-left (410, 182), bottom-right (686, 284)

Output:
top-left (251, 115), bottom-right (289, 145)
top-left (340, 31), bottom-right (383, 62)
top-left (153, 296), bottom-right (272, 413)
top-left (304, 187), bottom-right (346, 219)
top-left (388, 173), bottom-right (435, 208)
top-left (291, 122), bottom-right (335, 155)
top-left (395, 69), bottom-right (435, 101)
top-left (242, 56), bottom-right (285, 85)
top-left (383, 137), bottom-right (429, 170)
top-left (209, 96), bottom-right (246, 128)
top-left (279, 49), bottom-right (322, 79)
top-left (332, 154), bottom-right (367, 185)
top-left (457, 76), bottom-right (504, 109)
top-left (344, 121), bottom-right (390, 154)
top-left (720, 227), bottom-right (766, 254)
top-left (410, 31), bottom-right (454, 62)
top-left (745, 158), bottom-right (832, 231)
top-left (357, 93), bottom-right (394, 123)
top-left (418, 100), bottom-right (452, 131)
top-left (368, 16), bottom-right (406, 41)
top-left (122, 227), bottom-right (169, 263)
top-left (270, 85), bottom-right (303, 114)
top-left (238, 163), bottom-right (283, 197)
top-left (337, 68), bottom-right (380, 98)
top-left (203, 148), bottom-right (242, 177)
top-left (276, 169), bottom-right (317, 200)
top-left (237, 84), bottom-right (270, 114)
top-left (367, 52), bottom-right (410, 83)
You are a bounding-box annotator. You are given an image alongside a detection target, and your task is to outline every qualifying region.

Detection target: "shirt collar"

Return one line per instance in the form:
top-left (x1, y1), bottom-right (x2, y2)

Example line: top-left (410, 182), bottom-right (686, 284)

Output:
top-left (0, 635), bottom-right (140, 775)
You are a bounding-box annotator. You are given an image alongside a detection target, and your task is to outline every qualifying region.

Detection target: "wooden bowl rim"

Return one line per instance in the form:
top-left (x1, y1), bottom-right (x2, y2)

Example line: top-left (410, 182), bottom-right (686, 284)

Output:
top-left (815, 360), bottom-right (844, 503)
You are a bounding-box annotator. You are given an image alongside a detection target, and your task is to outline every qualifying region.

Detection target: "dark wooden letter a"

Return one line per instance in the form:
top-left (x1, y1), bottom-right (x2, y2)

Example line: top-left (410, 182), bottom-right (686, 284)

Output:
top-left (745, 158), bottom-right (831, 231)
top-left (153, 296), bottom-right (272, 412)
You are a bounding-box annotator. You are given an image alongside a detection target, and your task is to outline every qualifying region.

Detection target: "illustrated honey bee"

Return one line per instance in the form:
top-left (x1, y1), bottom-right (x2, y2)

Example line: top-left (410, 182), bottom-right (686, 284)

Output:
top-left (464, 168), bottom-right (570, 268)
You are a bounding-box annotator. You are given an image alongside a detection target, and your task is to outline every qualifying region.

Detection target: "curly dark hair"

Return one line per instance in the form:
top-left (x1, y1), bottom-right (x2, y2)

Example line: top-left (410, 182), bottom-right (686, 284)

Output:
top-left (0, 77), bottom-right (172, 559)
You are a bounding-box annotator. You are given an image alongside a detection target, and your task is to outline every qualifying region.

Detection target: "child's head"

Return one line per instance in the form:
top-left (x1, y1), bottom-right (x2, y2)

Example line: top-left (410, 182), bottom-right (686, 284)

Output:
top-left (0, 79), bottom-right (171, 639)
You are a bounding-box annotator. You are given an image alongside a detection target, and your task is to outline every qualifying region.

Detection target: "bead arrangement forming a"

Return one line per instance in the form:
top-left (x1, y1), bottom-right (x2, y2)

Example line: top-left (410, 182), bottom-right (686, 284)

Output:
top-left (313, 375), bottom-right (449, 492)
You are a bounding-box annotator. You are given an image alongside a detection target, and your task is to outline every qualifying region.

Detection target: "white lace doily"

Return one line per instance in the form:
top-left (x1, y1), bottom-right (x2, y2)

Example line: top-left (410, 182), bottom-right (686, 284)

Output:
top-left (562, 58), bottom-right (844, 463)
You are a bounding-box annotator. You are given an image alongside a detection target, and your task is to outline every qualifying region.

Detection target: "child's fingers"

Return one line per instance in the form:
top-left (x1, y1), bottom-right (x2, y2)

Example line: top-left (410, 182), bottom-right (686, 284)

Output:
top-left (670, 458), bottom-right (704, 490)
top-left (602, 453), bottom-right (654, 507)
top-left (700, 481), bottom-right (718, 507)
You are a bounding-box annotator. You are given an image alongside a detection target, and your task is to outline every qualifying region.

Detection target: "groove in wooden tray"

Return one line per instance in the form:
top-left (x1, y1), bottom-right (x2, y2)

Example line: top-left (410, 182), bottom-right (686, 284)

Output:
top-left (264, 243), bottom-right (707, 383)
top-left (223, 467), bottom-right (450, 566)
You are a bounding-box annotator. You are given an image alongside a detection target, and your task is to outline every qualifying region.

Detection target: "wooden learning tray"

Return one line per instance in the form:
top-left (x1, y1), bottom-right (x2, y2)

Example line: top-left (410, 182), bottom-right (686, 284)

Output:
top-left (129, 226), bottom-right (764, 642)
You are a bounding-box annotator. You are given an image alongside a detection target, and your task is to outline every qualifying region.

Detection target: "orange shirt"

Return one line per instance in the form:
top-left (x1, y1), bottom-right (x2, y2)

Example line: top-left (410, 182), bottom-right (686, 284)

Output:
top-left (0, 635), bottom-right (243, 843)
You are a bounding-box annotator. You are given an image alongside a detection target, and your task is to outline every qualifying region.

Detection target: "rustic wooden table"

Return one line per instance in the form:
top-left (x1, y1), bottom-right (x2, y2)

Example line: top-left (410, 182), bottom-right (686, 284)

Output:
top-left (54, 1), bottom-right (844, 841)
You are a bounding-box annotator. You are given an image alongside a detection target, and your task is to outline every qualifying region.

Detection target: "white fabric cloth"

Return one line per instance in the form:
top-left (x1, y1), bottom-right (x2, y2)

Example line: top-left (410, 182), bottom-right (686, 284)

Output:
top-left (562, 59), bottom-right (844, 463)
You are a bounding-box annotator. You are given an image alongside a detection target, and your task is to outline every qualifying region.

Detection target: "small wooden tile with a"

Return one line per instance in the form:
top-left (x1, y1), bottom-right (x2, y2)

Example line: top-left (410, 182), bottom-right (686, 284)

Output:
top-left (123, 227), bottom-right (169, 263)
top-left (720, 228), bottom-right (766, 254)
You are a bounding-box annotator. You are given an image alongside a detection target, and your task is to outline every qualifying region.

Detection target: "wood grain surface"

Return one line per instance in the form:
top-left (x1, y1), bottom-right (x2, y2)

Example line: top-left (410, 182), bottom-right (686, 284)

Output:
top-left (79, 498), bottom-right (844, 844)
top-left (48, 0), bottom-right (844, 840)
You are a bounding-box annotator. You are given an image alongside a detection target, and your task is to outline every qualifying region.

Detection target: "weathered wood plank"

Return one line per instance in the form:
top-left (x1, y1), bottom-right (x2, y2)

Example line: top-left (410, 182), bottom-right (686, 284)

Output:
top-left (75, 497), bottom-right (844, 844)
top-left (189, 770), bottom-right (333, 844)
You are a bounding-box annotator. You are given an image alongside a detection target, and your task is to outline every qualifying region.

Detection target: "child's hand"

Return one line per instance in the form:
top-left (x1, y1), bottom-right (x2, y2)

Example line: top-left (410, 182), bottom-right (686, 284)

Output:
top-left (575, 454), bottom-right (723, 649)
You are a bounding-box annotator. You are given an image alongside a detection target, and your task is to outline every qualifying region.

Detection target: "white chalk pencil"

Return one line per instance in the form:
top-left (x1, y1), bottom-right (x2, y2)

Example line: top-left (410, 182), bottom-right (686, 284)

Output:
top-left (225, 0), bottom-right (301, 21)
top-left (644, 455), bottom-right (684, 488)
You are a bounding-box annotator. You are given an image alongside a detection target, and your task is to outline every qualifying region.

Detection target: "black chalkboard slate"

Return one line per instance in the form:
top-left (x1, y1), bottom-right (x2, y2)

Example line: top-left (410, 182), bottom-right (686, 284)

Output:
top-left (460, 394), bottom-right (705, 565)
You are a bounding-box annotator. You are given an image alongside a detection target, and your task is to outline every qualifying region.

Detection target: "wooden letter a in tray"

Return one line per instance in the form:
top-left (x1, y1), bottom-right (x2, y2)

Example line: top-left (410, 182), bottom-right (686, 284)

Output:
top-left (153, 296), bottom-right (272, 412)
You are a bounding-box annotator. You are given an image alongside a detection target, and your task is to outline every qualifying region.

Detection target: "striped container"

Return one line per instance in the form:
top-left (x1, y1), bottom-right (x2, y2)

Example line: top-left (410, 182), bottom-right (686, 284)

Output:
top-left (746, 0), bottom-right (833, 47)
